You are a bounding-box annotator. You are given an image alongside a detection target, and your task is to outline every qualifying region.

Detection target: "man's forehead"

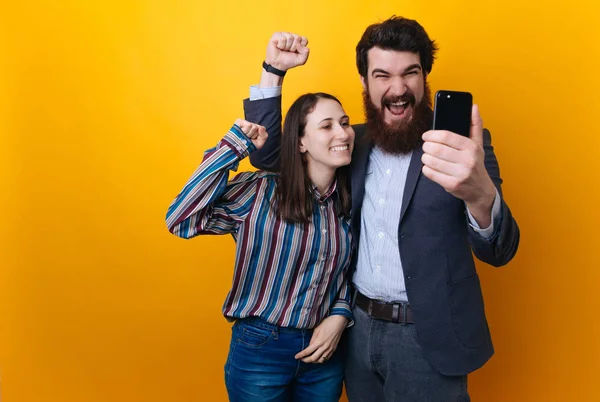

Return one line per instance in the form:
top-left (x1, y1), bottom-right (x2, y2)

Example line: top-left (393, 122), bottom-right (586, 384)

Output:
top-left (367, 48), bottom-right (421, 72)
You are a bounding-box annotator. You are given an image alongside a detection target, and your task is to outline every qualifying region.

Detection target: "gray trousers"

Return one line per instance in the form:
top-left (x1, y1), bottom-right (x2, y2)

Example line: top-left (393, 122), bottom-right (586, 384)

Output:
top-left (343, 305), bottom-right (471, 402)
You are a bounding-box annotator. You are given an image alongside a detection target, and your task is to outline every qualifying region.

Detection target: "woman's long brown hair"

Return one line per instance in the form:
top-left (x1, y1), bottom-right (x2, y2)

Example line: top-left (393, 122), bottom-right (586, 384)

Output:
top-left (276, 93), bottom-right (351, 223)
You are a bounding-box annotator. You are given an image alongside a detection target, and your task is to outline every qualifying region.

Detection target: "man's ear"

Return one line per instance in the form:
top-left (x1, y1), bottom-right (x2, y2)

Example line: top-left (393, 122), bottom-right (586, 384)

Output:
top-left (360, 75), bottom-right (367, 90)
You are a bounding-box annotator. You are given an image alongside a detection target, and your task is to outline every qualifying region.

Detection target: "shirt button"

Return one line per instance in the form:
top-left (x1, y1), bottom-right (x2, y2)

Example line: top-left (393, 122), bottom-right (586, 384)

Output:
top-left (376, 265), bottom-right (381, 272)
top-left (379, 198), bottom-right (385, 204)
top-left (378, 232), bottom-right (385, 239)
top-left (386, 169), bottom-right (391, 175)
top-left (322, 229), bottom-right (327, 234)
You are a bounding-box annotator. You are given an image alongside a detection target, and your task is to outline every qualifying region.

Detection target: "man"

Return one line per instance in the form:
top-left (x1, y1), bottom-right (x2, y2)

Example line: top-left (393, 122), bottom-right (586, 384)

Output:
top-left (244, 16), bottom-right (520, 401)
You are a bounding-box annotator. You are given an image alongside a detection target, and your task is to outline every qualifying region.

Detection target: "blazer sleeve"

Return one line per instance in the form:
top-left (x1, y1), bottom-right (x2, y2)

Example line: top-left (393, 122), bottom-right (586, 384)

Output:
top-left (244, 96), bottom-right (283, 172)
top-left (468, 129), bottom-right (520, 267)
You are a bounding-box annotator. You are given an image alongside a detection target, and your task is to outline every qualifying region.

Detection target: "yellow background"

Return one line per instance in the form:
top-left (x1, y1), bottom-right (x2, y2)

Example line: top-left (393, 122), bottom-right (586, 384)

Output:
top-left (1, 0), bottom-right (599, 401)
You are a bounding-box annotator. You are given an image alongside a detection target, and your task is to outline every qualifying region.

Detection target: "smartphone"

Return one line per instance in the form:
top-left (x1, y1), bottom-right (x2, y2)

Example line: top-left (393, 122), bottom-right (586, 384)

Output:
top-left (432, 90), bottom-right (473, 137)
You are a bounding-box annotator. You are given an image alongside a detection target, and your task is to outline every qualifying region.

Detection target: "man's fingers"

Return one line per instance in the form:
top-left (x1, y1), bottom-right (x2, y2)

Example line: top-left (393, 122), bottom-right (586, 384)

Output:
top-left (290, 35), bottom-right (302, 52)
top-left (421, 153), bottom-right (463, 177)
top-left (422, 165), bottom-right (459, 193)
top-left (298, 45), bottom-right (310, 60)
top-left (273, 32), bottom-right (288, 50)
top-left (422, 141), bottom-right (462, 163)
top-left (422, 129), bottom-right (470, 151)
top-left (281, 32), bottom-right (293, 50)
top-left (273, 32), bottom-right (306, 53)
top-left (469, 104), bottom-right (484, 148)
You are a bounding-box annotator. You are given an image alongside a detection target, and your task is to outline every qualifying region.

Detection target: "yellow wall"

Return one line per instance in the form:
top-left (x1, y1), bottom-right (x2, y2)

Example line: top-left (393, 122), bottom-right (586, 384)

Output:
top-left (1, 0), bottom-right (599, 401)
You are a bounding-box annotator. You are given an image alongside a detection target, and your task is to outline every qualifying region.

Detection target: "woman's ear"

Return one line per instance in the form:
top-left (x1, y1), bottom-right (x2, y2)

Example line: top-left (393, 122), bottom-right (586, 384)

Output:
top-left (299, 138), bottom-right (307, 154)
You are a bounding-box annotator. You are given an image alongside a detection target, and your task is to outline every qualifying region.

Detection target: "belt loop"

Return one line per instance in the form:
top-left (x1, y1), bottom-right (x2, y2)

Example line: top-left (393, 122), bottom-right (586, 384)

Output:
top-left (367, 300), bottom-right (373, 316)
top-left (392, 304), bottom-right (400, 323)
top-left (401, 303), bottom-right (408, 325)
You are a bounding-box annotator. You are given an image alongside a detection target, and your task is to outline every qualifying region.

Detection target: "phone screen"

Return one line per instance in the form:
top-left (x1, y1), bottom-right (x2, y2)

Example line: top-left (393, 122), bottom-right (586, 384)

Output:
top-left (432, 91), bottom-right (472, 137)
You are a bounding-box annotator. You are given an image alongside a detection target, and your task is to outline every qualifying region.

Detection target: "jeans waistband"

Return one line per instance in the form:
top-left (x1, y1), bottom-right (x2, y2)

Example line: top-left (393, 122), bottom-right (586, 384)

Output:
top-left (235, 316), bottom-right (313, 334)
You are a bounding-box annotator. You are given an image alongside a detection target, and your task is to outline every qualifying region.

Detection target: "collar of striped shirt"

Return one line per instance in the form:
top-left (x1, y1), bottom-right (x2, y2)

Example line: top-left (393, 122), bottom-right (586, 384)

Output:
top-left (310, 180), bottom-right (338, 202)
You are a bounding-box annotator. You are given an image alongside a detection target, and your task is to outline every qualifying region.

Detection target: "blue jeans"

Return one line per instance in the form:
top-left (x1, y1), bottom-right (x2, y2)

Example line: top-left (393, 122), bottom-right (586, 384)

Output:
top-left (224, 317), bottom-right (344, 402)
top-left (344, 306), bottom-right (470, 402)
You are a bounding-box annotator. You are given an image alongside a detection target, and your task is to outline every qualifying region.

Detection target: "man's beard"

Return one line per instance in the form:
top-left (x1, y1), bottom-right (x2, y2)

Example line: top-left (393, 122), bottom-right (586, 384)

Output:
top-left (363, 81), bottom-right (433, 155)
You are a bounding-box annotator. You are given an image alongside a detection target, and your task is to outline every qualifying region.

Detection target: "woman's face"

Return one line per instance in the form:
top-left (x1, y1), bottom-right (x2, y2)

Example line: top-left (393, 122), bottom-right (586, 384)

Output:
top-left (300, 98), bottom-right (355, 173)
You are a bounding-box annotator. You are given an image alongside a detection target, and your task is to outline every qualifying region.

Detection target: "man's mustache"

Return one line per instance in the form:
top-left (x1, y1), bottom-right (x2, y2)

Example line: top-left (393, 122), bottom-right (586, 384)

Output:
top-left (382, 92), bottom-right (416, 107)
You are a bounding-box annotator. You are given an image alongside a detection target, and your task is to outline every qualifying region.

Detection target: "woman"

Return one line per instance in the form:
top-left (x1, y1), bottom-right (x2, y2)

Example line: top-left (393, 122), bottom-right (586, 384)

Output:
top-left (166, 92), bottom-right (355, 402)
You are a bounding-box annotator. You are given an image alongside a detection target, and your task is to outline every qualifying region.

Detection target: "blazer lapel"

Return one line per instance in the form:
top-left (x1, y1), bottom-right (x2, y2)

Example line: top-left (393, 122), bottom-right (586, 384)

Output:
top-left (350, 124), bottom-right (423, 227)
top-left (399, 144), bottom-right (424, 224)
top-left (351, 134), bottom-right (372, 218)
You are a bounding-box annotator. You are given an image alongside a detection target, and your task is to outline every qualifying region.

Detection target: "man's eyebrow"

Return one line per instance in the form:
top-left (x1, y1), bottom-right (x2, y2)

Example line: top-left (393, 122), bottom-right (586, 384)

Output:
top-left (371, 64), bottom-right (422, 76)
top-left (403, 64), bottom-right (422, 73)
top-left (371, 68), bottom-right (390, 76)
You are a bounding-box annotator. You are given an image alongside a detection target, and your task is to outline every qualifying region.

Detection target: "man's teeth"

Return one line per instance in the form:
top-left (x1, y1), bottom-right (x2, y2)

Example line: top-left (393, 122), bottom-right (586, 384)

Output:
top-left (390, 101), bottom-right (408, 106)
top-left (330, 145), bottom-right (349, 152)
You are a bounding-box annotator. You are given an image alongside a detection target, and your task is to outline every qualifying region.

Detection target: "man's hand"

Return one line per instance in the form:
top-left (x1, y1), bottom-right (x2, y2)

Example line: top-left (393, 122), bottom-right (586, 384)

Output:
top-left (421, 105), bottom-right (496, 226)
top-left (294, 315), bottom-right (348, 364)
top-left (234, 119), bottom-right (268, 150)
top-left (265, 32), bottom-right (309, 72)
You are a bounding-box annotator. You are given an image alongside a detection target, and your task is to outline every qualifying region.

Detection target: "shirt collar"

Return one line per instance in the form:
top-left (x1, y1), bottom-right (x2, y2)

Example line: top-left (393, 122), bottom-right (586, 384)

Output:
top-left (311, 179), bottom-right (338, 202)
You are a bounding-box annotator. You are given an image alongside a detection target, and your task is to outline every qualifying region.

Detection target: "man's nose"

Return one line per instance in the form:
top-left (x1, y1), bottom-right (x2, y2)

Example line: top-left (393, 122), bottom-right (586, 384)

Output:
top-left (388, 76), bottom-right (408, 97)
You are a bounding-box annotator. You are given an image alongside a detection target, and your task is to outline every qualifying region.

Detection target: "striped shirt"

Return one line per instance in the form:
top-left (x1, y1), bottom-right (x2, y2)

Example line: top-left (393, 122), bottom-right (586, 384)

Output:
top-left (166, 125), bottom-right (353, 329)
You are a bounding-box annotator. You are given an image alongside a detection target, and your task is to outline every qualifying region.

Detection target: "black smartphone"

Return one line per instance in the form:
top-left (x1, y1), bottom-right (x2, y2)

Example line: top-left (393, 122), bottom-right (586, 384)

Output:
top-left (432, 90), bottom-right (473, 137)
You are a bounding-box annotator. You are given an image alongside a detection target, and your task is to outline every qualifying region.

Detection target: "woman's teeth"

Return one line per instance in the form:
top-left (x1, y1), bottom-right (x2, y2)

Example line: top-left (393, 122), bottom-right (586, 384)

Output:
top-left (330, 145), bottom-right (349, 152)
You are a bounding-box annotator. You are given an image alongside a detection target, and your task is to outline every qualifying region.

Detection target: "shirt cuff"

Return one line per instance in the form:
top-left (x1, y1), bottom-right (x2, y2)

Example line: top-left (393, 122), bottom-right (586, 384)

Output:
top-left (466, 188), bottom-right (501, 240)
top-left (331, 301), bottom-right (354, 328)
top-left (249, 85), bottom-right (282, 101)
top-left (219, 124), bottom-right (256, 159)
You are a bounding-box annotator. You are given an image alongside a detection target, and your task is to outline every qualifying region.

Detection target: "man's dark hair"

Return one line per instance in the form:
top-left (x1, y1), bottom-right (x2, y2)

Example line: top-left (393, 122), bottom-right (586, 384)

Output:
top-left (356, 16), bottom-right (439, 77)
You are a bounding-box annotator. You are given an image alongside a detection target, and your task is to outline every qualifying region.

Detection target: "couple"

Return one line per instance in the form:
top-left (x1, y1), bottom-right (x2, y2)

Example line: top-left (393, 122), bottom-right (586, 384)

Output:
top-left (166, 16), bottom-right (520, 402)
